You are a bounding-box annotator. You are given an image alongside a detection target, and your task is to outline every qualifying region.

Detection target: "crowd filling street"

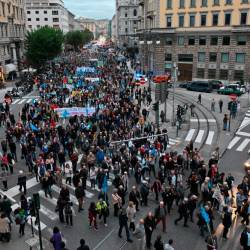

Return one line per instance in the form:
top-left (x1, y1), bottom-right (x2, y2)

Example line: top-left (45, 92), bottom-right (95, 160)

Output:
top-left (0, 45), bottom-right (249, 250)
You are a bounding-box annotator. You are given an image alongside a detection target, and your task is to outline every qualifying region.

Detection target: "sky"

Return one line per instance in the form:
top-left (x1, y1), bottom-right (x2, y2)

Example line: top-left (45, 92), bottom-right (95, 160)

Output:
top-left (64, 0), bottom-right (115, 20)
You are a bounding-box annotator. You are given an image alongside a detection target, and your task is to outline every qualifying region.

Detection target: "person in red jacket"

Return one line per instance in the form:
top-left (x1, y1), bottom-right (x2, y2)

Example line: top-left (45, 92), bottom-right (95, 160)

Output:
top-left (88, 202), bottom-right (98, 230)
top-left (151, 178), bottom-right (162, 201)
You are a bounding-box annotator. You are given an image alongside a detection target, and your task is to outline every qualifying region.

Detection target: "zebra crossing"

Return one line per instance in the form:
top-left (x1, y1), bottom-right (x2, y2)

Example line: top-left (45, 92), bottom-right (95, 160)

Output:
top-left (185, 129), bottom-right (215, 145)
top-left (11, 97), bottom-right (40, 105)
top-left (227, 136), bottom-right (250, 152)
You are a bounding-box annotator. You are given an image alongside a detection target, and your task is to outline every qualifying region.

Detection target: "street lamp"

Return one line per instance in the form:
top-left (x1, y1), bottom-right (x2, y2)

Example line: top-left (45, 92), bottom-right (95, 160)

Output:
top-left (172, 62), bottom-right (178, 126)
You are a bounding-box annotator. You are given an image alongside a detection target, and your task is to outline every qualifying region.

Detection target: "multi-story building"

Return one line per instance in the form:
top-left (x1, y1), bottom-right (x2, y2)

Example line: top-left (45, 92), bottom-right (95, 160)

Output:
top-left (116, 0), bottom-right (139, 47)
top-left (74, 18), bottom-right (97, 38)
top-left (111, 14), bottom-right (118, 43)
top-left (67, 10), bottom-right (75, 32)
top-left (95, 19), bottom-right (110, 37)
top-left (25, 0), bottom-right (71, 33)
top-left (0, 0), bottom-right (26, 80)
top-left (137, 0), bottom-right (250, 82)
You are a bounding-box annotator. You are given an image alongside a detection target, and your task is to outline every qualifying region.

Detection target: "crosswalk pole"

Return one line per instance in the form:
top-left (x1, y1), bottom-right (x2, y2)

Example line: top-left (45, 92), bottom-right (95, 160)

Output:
top-left (36, 208), bottom-right (43, 250)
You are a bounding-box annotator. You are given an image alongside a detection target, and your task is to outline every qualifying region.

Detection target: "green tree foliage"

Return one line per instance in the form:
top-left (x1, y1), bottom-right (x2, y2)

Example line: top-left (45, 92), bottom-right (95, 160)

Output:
top-left (65, 29), bottom-right (94, 51)
top-left (25, 27), bottom-right (64, 68)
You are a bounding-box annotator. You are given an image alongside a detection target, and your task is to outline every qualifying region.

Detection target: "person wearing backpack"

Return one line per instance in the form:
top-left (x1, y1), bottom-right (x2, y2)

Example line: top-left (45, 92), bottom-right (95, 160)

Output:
top-left (64, 199), bottom-right (73, 226)
top-left (14, 208), bottom-right (26, 236)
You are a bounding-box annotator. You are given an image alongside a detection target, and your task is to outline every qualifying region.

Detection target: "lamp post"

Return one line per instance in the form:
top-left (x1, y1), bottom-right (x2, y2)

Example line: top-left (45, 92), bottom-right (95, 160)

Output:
top-left (172, 62), bottom-right (178, 126)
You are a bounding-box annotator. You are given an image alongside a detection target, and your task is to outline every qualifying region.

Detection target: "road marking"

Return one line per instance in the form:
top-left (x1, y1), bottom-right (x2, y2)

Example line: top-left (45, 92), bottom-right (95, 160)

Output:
top-left (40, 204), bottom-right (58, 220)
top-left (26, 98), bottom-right (33, 103)
top-left (206, 131), bottom-right (214, 145)
top-left (195, 130), bottom-right (205, 143)
top-left (236, 138), bottom-right (250, 152)
top-left (185, 129), bottom-right (195, 141)
top-left (12, 99), bottom-right (20, 104)
top-left (51, 185), bottom-right (79, 205)
top-left (93, 229), bottom-right (115, 250)
top-left (190, 119), bottom-right (216, 123)
top-left (228, 136), bottom-right (241, 149)
top-left (5, 177), bottom-right (39, 197)
top-left (0, 189), bottom-right (16, 203)
top-left (18, 99), bottom-right (27, 104)
top-left (38, 190), bottom-right (58, 206)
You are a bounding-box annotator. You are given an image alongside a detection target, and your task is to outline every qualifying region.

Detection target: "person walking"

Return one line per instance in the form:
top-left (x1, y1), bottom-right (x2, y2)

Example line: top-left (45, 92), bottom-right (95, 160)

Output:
top-left (88, 202), bottom-right (98, 230)
top-left (17, 170), bottom-right (27, 195)
top-left (174, 198), bottom-right (189, 227)
top-left (222, 206), bottom-right (232, 239)
top-left (211, 99), bottom-right (215, 112)
top-left (197, 94), bottom-right (201, 104)
top-left (126, 201), bottom-right (136, 231)
top-left (75, 183), bottom-right (85, 212)
top-left (206, 230), bottom-right (218, 250)
top-left (151, 178), bottom-right (162, 201)
top-left (154, 201), bottom-right (167, 232)
top-left (14, 207), bottom-right (26, 237)
top-left (96, 198), bottom-right (108, 227)
top-left (112, 188), bottom-right (122, 217)
top-left (64, 163), bottom-right (72, 186)
top-left (50, 226), bottom-right (62, 250)
top-left (129, 186), bottom-right (140, 211)
top-left (144, 212), bottom-right (155, 248)
top-left (118, 207), bottom-right (133, 242)
top-left (77, 239), bottom-right (90, 250)
top-left (219, 99), bottom-right (223, 113)
top-left (133, 219), bottom-right (145, 250)
top-left (223, 114), bottom-right (228, 131)
top-left (240, 226), bottom-right (250, 250)
top-left (0, 213), bottom-right (11, 242)
top-left (154, 235), bottom-right (164, 250)
top-left (164, 239), bottom-right (175, 250)
top-left (64, 199), bottom-right (73, 226)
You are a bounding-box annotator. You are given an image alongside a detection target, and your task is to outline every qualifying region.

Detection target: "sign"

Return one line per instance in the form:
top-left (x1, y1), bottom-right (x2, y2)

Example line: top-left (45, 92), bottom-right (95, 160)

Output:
top-left (76, 67), bottom-right (96, 76)
top-left (85, 77), bottom-right (100, 83)
top-left (55, 107), bottom-right (96, 118)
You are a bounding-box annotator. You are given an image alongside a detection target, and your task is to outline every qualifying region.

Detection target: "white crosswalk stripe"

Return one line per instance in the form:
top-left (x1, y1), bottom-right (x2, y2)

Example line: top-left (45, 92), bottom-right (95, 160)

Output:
top-left (185, 129), bottom-right (195, 141)
top-left (185, 129), bottom-right (215, 145)
top-left (195, 130), bottom-right (205, 143)
top-left (236, 138), bottom-right (250, 152)
top-left (11, 98), bottom-right (40, 105)
top-left (227, 136), bottom-right (241, 150)
top-left (206, 131), bottom-right (214, 145)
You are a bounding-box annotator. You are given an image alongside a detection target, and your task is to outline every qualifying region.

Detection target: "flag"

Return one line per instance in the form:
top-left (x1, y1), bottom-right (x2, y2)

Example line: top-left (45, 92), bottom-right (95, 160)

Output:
top-left (101, 174), bottom-right (108, 193)
top-left (200, 206), bottom-right (210, 224)
top-left (30, 123), bottom-right (39, 131)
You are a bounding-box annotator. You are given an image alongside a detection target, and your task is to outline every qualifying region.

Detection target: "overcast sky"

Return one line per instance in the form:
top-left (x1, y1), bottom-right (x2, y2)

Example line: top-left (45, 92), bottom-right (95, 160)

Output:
top-left (64, 0), bottom-right (115, 19)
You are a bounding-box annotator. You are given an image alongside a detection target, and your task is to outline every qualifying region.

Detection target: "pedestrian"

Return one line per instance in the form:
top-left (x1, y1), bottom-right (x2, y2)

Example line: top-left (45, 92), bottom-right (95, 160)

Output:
top-left (17, 170), bottom-right (27, 195)
top-left (89, 166), bottom-right (96, 189)
top-left (154, 201), bottom-right (167, 232)
top-left (118, 207), bottom-right (133, 242)
top-left (151, 178), bottom-right (162, 201)
top-left (0, 213), bottom-right (11, 242)
top-left (129, 186), bottom-right (140, 211)
top-left (75, 182), bottom-right (85, 212)
top-left (50, 226), bottom-right (62, 250)
top-left (223, 114), bottom-right (228, 131)
top-left (197, 94), bottom-right (201, 104)
top-left (174, 198), bottom-right (189, 227)
top-left (160, 111), bottom-right (165, 123)
top-left (64, 163), bottom-right (72, 186)
top-left (88, 202), bottom-right (98, 230)
top-left (154, 235), bottom-right (164, 250)
top-left (222, 206), bottom-right (232, 239)
top-left (144, 212), bottom-right (155, 248)
top-left (14, 207), bottom-right (26, 237)
top-left (126, 201), bottom-right (136, 231)
top-left (77, 238), bottom-right (90, 250)
top-left (206, 230), bottom-right (218, 250)
top-left (61, 241), bottom-right (69, 250)
top-left (112, 188), bottom-right (122, 217)
top-left (240, 226), bottom-right (250, 250)
top-left (211, 99), bottom-right (215, 112)
top-left (64, 199), bottom-right (73, 226)
top-left (96, 198), bottom-right (108, 227)
top-left (133, 219), bottom-right (145, 250)
top-left (140, 180), bottom-right (149, 206)
top-left (219, 99), bottom-right (223, 113)
top-left (1, 196), bottom-right (12, 223)
top-left (164, 239), bottom-right (175, 250)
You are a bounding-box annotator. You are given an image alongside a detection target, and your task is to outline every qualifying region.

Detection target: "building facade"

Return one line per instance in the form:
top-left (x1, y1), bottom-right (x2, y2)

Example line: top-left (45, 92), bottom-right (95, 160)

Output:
top-left (0, 0), bottom-right (26, 80)
top-left (111, 14), bottom-right (118, 43)
top-left (74, 18), bottom-right (97, 38)
top-left (95, 19), bottom-right (110, 37)
top-left (116, 0), bottom-right (139, 47)
top-left (137, 0), bottom-right (250, 82)
top-left (25, 0), bottom-right (71, 33)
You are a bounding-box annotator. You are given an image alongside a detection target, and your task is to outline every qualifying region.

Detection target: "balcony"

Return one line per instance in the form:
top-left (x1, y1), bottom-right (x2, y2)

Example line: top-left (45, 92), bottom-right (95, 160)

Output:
top-left (232, 25), bottom-right (250, 33)
top-left (138, 0), bottom-right (144, 6)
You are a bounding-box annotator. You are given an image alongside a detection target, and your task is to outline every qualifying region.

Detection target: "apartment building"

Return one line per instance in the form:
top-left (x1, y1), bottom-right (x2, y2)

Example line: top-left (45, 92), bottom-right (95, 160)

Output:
top-left (0, 0), bottom-right (26, 80)
top-left (25, 0), bottom-right (72, 33)
top-left (74, 18), bottom-right (98, 38)
top-left (137, 0), bottom-right (250, 82)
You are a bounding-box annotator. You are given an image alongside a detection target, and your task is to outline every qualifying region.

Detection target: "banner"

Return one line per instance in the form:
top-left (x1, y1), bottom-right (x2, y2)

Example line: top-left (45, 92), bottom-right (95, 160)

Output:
top-left (76, 67), bottom-right (96, 76)
top-left (55, 107), bottom-right (96, 118)
top-left (85, 77), bottom-right (100, 83)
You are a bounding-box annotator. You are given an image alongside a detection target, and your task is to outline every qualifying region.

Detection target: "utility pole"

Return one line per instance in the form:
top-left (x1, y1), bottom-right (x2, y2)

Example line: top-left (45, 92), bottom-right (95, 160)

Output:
top-left (33, 193), bottom-right (43, 250)
top-left (172, 63), bottom-right (177, 126)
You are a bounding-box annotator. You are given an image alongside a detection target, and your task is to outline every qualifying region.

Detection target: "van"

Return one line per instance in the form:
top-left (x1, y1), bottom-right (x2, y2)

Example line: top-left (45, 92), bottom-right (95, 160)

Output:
top-left (187, 81), bottom-right (213, 93)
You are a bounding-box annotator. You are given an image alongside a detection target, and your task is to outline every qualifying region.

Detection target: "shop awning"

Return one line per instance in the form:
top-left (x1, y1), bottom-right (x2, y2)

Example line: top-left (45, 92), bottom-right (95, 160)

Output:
top-left (4, 64), bottom-right (17, 74)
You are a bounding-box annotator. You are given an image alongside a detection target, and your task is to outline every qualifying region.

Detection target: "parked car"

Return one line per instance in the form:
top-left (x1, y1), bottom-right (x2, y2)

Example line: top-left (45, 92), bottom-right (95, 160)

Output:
top-left (179, 82), bottom-right (188, 88)
top-left (209, 80), bottom-right (224, 90)
top-left (229, 83), bottom-right (246, 93)
top-left (186, 81), bottom-right (213, 92)
top-left (217, 85), bottom-right (243, 96)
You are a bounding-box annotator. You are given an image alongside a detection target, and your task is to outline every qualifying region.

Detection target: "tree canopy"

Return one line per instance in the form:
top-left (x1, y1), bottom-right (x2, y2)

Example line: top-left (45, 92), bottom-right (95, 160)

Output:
top-left (65, 29), bottom-right (94, 50)
top-left (25, 27), bottom-right (64, 68)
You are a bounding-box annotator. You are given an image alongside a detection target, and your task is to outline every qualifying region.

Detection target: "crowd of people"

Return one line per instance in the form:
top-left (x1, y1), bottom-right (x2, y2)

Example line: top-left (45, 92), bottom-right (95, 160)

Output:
top-left (0, 45), bottom-right (249, 250)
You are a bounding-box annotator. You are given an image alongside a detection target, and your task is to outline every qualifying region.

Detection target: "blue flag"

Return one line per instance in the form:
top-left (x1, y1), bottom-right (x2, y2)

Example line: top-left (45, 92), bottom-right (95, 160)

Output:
top-left (200, 207), bottom-right (210, 224)
top-left (102, 175), bottom-right (108, 193)
top-left (30, 123), bottom-right (39, 131)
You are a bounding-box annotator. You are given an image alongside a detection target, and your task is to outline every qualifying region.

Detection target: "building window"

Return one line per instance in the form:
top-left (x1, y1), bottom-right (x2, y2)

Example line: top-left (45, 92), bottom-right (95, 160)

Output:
top-left (241, 12), bottom-right (248, 25)
top-left (125, 13), bottom-right (127, 17)
top-left (199, 36), bottom-right (206, 45)
top-left (208, 69), bottom-right (216, 79)
top-left (178, 36), bottom-right (185, 45)
top-left (44, 18), bottom-right (48, 21)
top-left (28, 25), bottom-right (32, 29)
top-left (27, 11), bottom-right (30, 14)
top-left (221, 53), bottom-right (229, 63)
top-left (166, 15), bottom-right (172, 27)
top-left (242, 0), bottom-right (249, 3)
top-left (222, 36), bottom-right (230, 45)
top-left (27, 18), bottom-right (31, 21)
top-left (201, 14), bottom-right (206, 26)
top-left (213, 0), bottom-right (219, 5)
top-left (188, 36), bottom-right (195, 45)
top-left (165, 54), bottom-right (172, 61)
top-left (52, 10), bottom-right (58, 15)
top-left (237, 35), bottom-right (247, 45)
top-left (198, 52), bottom-right (206, 62)
top-left (44, 11), bottom-right (47, 14)
top-left (212, 14), bottom-right (218, 26)
top-left (225, 0), bottom-right (232, 4)
top-left (210, 36), bottom-right (218, 45)
top-left (201, 0), bottom-right (207, 7)
top-left (236, 53), bottom-right (246, 63)
top-left (190, 0), bottom-right (196, 7)
top-left (178, 54), bottom-right (193, 62)
top-left (53, 18), bottom-right (59, 22)
top-left (125, 21), bottom-right (128, 25)
top-left (190, 15), bottom-right (195, 26)
top-left (197, 68), bottom-right (205, 78)
top-left (35, 11), bottom-right (39, 14)
top-left (167, 0), bottom-right (172, 8)
top-left (225, 13), bottom-right (231, 25)
top-left (133, 20), bottom-right (137, 24)
top-left (36, 18), bottom-right (39, 21)
top-left (133, 9), bottom-right (137, 16)
top-left (179, 0), bottom-right (185, 8)
top-left (220, 70), bottom-right (228, 80)
top-left (166, 37), bottom-right (173, 45)
top-left (209, 52), bottom-right (217, 62)
top-left (125, 28), bottom-right (128, 32)
top-left (234, 70), bottom-right (244, 81)
top-left (37, 25), bottom-right (40, 28)
top-left (179, 15), bottom-right (184, 27)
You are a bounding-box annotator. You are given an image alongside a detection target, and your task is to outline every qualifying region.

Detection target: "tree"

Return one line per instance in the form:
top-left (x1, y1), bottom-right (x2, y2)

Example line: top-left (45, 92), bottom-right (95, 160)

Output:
top-left (25, 27), bottom-right (64, 68)
top-left (65, 29), bottom-right (94, 51)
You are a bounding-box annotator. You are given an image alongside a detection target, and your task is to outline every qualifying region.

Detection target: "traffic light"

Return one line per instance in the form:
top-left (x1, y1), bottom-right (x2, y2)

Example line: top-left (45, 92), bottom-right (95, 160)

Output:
top-left (152, 102), bottom-right (159, 111)
top-left (33, 193), bottom-right (40, 210)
